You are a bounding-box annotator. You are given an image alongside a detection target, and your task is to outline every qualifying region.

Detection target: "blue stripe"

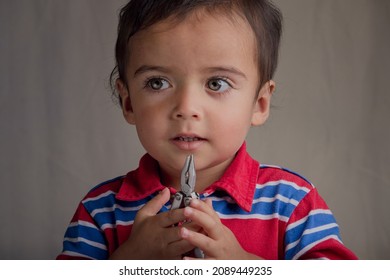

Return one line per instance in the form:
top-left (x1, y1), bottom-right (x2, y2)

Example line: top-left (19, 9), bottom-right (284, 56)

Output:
top-left (63, 240), bottom-right (107, 260)
top-left (251, 199), bottom-right (296, 217)
top-left (255, 183), bottom-right (308, 203)
top-left (285, 212), bottom-right (338, 245)
top-left (92, 207), bottom-right (138, 226)
top-left (212, 199), bottom-right (247, 215)
top-left (285, 226), bottom-right (341, 260)
top-left (83, 192), bottom-right (117, 211)
top-left (251, 181), bottom-right (309, 218)
top-left (211, 195), bottom-right (297, 219)
top-left (65, 224), bottom-right (105, 245)
top-left (84, 196), bottom-right (156, 228)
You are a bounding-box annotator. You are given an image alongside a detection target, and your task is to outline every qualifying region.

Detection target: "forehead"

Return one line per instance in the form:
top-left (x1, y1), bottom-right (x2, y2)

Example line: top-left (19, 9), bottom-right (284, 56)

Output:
top-left (127, 9), bottom-right (257, 74)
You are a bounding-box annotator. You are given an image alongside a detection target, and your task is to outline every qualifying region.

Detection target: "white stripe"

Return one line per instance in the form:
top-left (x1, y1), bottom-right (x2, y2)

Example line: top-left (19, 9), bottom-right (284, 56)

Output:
top-left (217, 212), bottom-right (289, 222)
top-left (260, 164), bottom-right (281, 169)
top-left (209, 193), bottom-right (299, 212)
top-left (253, 194), bottom-right (299, 206)
top-left (286, 209), bottom-right (333, 231)
top-left (101, 223), bottom-right (115, 230)
top-left (64, 237), bottom-right (107, 251)
top-left (69, 220), bottom-right (100, 231)
top-left (256, 180), bottom-right (311, 193)
top-left (101, 220), bottom-right (134, 230)
top-left (117, 220), bottom-right (135, 227)
top-left (61, 250), bottom-right (96, 260)
top-left (285, 223), bottom-right (339, 251)
top-left (83, 190), bottom-right (116, 203)
top-left (207, 196), bottom-right (235, 204)
top-left (90, 203), bottom-right (144, 217)
top-left (292, 235), bottom-right (342, 260)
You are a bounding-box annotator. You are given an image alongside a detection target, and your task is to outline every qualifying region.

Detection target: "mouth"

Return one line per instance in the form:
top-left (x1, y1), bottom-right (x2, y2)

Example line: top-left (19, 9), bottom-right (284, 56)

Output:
top-left (175, 136), bottom-right (205, 142)
top-left (171, 134), bottom-right (206, 150)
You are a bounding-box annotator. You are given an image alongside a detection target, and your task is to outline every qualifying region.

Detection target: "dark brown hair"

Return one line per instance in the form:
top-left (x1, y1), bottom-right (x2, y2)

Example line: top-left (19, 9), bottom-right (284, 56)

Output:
top-left (110, 0), bottom-right (282, 103)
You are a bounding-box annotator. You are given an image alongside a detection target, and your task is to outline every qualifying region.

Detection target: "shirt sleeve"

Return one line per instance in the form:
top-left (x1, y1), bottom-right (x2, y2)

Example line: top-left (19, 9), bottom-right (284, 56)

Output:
top-left (56, 202), bottom-right (109, 260)
top-left (283, 188), bottom-right (357, 259)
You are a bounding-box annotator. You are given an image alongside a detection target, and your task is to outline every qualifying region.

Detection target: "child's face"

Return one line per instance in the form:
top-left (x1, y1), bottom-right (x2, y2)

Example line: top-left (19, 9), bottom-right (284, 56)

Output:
top-left (117, 10), bottom-right (273, 188)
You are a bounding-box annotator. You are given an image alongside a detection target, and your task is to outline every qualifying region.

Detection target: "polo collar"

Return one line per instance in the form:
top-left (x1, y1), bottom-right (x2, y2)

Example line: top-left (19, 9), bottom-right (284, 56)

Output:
top-left (116, 143), bottom-right (259, 212)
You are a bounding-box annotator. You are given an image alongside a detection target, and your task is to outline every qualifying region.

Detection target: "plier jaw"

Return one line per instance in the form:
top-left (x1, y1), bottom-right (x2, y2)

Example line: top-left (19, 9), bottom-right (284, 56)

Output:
top-left (171, 154), bottom-right (199, 209)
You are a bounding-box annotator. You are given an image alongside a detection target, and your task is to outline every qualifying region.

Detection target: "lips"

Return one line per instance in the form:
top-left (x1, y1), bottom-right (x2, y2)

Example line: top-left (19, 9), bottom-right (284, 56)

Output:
top-left (172, 133), bottom-right (205, 141)
top-left (171, 134), bottom-right (206, 150)
top-left (176, 136), bottom-right (203, 142)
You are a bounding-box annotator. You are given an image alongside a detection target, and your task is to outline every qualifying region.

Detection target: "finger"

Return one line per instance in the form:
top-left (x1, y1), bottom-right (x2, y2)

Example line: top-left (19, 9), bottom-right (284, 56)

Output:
top-left (189, 199), bottom-right (219, 220)
top-left (182, 221), bottom-right (202, 233)
top-left (156, 208), bottom-right (187, 227)
top-left (162, 226), bottom-right (185, 244)
top-left (183, 203), bottom-right (222, 239)
top-left (205, 198), bottom-right (213, 208)
top-left (180, 227), bottom-right (214, 256)
top-left (166, 239), bottom-right (195, 256)
top-left (138, 188), bottom-right (170, 217)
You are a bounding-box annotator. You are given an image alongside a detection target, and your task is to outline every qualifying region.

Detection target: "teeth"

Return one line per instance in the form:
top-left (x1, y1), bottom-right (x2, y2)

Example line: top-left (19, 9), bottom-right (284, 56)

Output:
top-left (178, 136), bottom-right (200, 142)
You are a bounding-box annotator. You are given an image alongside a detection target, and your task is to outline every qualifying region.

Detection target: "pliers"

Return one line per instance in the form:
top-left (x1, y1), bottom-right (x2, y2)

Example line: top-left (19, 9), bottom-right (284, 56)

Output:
top-left (171, 154), bottom-right (204, 258)
top-left (171, 154), bottom-right (199, 209)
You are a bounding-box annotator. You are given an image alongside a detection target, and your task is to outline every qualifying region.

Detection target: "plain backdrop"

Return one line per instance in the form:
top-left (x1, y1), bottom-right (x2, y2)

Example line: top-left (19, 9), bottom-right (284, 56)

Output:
top-left (1, 0), bottom-right (389, 259)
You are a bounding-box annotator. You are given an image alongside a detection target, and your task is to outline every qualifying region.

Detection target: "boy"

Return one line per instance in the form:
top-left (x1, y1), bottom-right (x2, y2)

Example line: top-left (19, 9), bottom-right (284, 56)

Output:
top-left (58, 0), bottom-right (357, 259)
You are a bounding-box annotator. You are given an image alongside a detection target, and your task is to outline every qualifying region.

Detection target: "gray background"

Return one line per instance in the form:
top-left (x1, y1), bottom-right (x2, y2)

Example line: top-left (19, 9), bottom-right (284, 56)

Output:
top-left (1, 0), bottom-right (389, 259)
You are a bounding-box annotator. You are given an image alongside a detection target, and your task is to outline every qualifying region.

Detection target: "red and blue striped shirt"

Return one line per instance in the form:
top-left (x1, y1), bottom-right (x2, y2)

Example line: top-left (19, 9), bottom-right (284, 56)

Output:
top-left (57, 144), bottom-right (357, 259)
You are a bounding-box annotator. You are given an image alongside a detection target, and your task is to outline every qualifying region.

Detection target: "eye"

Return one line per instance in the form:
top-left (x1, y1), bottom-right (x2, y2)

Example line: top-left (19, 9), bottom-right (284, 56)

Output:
top-left (146, 77), bottom-right (170, 91)
top-left (207, 78), bottom-right (231, 93)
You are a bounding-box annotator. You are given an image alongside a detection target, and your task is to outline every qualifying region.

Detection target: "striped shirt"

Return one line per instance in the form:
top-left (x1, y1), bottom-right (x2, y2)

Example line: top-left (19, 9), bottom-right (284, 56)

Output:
top-left (57, 144), bottom-right (357, 259)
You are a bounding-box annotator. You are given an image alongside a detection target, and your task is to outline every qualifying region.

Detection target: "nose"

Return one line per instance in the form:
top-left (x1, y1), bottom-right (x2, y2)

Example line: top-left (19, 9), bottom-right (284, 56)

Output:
top-left (172, 86), bottom-right (202, 120)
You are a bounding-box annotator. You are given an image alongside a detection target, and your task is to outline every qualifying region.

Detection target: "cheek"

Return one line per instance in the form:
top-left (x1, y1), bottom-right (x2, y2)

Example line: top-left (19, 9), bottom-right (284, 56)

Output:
top-left (218, 100), bottom-right (254, 124)
top-left (135, 112), bottom-right (162, 136)
top-left (210, 108), bottom-right (252, 137)
top-left (132, 97), bottom-right (164, 122)
top-left (135, 118), bottom-right (166, 154)
top-left (132, 104), bottom-right (158, 136)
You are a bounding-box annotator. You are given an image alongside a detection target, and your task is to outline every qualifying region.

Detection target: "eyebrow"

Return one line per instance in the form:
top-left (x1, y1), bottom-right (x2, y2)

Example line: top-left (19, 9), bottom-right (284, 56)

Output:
top-left (133, 65), bottom-right (247, 79)
top-left (204, 66), bottom-right (248, 80)
top-left (133, 65), bottom-right (170, 77)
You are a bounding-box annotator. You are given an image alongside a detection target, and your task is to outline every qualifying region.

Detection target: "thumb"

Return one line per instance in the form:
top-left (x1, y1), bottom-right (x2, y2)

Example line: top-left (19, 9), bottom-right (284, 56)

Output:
top-left (138, 188), bottom-right (171, 217)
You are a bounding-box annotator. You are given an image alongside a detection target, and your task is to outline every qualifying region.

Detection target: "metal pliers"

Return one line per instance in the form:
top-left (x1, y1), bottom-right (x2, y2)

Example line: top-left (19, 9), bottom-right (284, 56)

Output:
top-left (171, 154), bottom-right (204, 258)
top-left (171, 154), bottom-right (199, 209)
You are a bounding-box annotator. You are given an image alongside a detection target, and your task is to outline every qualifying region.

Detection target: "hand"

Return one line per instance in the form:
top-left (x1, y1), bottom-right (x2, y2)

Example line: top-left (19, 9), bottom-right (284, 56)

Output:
top-left (109, 188), bottom-right (196, 259)
top-left (180, 199), bottom-right (262, 260)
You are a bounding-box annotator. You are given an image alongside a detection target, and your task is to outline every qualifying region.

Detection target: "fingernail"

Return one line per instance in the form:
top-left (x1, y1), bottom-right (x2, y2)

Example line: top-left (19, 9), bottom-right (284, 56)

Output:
top-left (191, 199), bottom-right (199, 206)
top-left (181, 227), bottom-right (189, 238)
top-left (160, 188), bottom-right (168, 194)
top-left (184, 207), bottom-right (193, 216)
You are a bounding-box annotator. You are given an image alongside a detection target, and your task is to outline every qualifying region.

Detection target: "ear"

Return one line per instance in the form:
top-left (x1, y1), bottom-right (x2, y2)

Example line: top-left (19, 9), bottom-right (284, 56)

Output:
top-left (116, 79), bottom-right (135, 125)
top-left (251, 80), bottom-right (275, 126)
